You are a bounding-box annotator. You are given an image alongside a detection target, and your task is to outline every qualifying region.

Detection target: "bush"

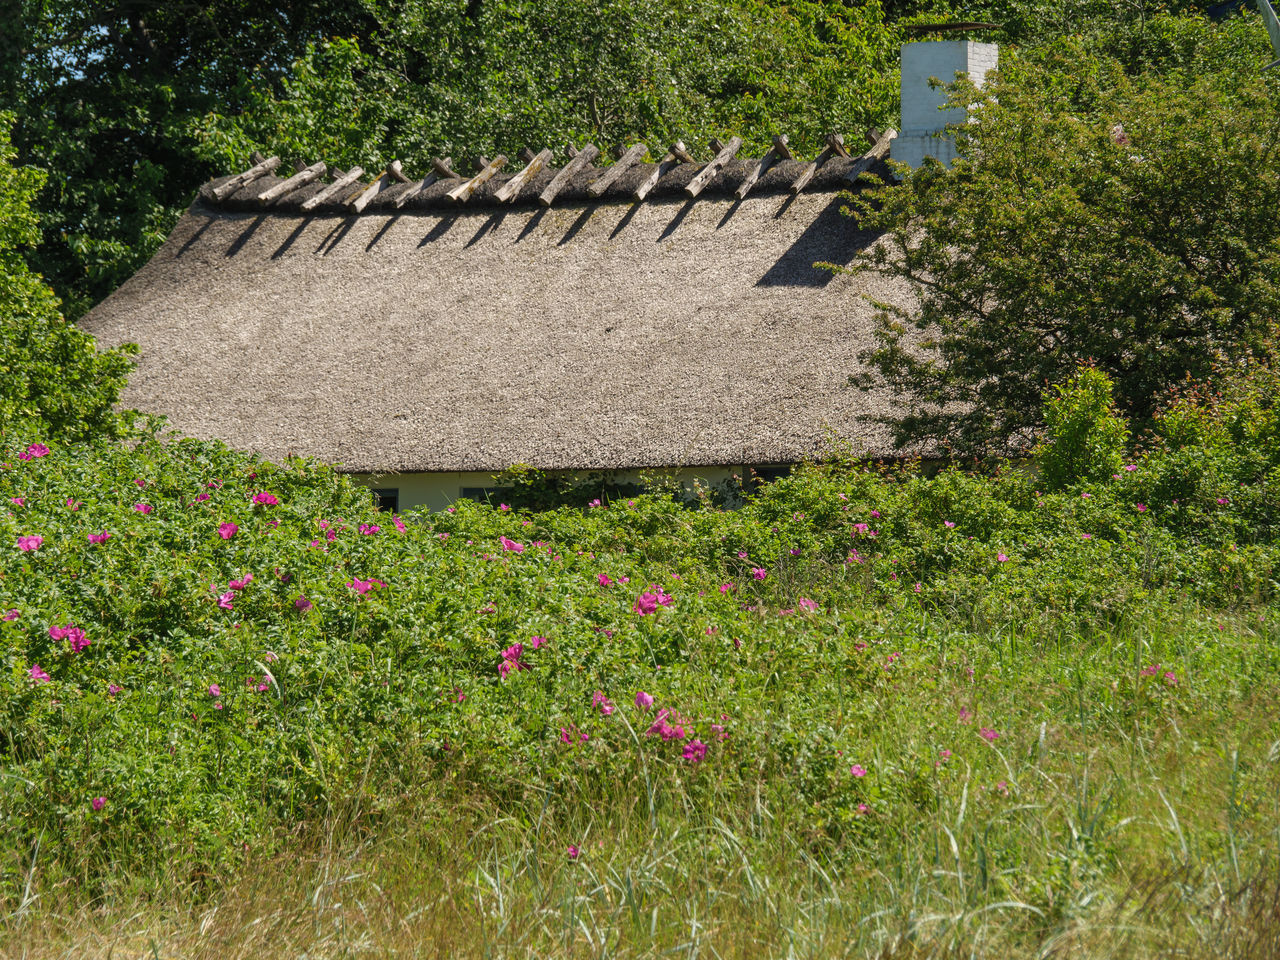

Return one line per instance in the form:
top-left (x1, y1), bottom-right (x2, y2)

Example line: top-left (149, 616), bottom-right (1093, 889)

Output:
top-left (0, 115), bottom-right (135, 441)
top-left (850, 39), bottom-right (1280, 454)
top-left (1035, 366), bottom-right (1129, 491)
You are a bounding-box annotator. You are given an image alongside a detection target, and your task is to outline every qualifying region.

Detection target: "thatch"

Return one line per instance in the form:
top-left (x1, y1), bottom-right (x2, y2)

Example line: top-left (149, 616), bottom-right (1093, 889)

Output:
top-left (81, 161), bottom-right (913, 473)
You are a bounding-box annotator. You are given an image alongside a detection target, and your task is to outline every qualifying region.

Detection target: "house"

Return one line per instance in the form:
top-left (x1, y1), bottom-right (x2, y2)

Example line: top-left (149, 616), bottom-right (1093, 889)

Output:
top-left (78, 43), bottom-right (995, 511)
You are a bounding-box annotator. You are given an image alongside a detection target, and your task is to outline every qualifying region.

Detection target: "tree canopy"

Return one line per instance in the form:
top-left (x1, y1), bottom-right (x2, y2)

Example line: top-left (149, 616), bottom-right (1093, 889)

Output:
top-left (849, 27), bottom-right (1280, 454)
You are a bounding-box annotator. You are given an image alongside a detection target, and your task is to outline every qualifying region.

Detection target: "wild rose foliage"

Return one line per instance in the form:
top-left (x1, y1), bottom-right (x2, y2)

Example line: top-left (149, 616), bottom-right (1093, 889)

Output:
top-left (0, 422), bottom-right (1276, 892)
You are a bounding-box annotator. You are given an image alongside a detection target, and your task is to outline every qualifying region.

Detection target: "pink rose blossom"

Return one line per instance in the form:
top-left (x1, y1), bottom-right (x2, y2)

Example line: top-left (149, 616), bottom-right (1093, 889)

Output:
top-left (980, 727), bottom-right (1000, 742)
top-left (87, 531), bottom-right (111, 544)
top-left (208, 684), bottom-right (221, 697)
top-left (567, 845), bottom-right (580, 860)
top-left (29, 664), bottom-right (50, 683)
top-left (91, 797), bottom-right (106, 811)
top-left (499, 536), bottom-right (525, 553)
top-left (359, 524), bottom-right (380, 535)
top-left (217, 592), bottom-right (235, 609)
top-left (252, 492), bottom-right (278, 506)
top-left (683, 740), bottom-right (708, 763)
top-left (393, 515), bottom-right (406, 532)
top-left (635, 691), bottom-right (654, 710)
top-left (294, 595), bottom-right (312, 612)
top-left (16, 535), bottom-right (43, 552)
top-left (20, 443), bottom-right (50, 460)
top-left (996, 553), bottom-right (1009, 563)
top-left (752, 567), bottom-right (767, 580)
top-left (798, 597), bottom-right (818, 613)
top-left (592, 691), bottom-right (615, 715)
top-left (347, 578), bottom-right (385, 595)
top-left (850, 764), bottom-right (868, 778)
top-left (597, 573), bottom-right (613, 587)
top-left (134, 503), bottom-right (152, 514)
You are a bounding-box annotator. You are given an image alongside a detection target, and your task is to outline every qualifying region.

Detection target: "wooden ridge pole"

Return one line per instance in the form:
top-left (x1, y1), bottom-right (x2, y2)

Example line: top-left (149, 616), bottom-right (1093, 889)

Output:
top-left (257, 161), bottom-right (326, 205)
top-left (301, 167), bottom-right (365, 211)
top-left (789, 133), bottom-right (848, 194)
top-left (495, 148), bottom-right (553, 202)
top-left (212, 155), bottom-right (281, 200)
top-left (540, 143), bottom-right (600, 205)
top-left (684, 136), bottom-right (742, 198)
top-left (446, 155), bottom-right (508, 203)
top-left (734, 135), bottom-right (792, 201)
top-left (394, 157), bottom-right (455, 208)
top-left (586, 143), bottom-right (644, 199)
top-left (844, 128), bottom-right (897, 182)
top-left (633, 141), bottom-right (694, 201)
top-left (349, 169), bottom-right (394, 213)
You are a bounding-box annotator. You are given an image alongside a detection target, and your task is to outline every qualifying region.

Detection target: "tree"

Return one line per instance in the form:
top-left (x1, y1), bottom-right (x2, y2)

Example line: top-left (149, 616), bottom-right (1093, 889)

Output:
top-left (0, 114), bottom-right (135, 440)
top-left (849, 34), bottom-right (1280, 455)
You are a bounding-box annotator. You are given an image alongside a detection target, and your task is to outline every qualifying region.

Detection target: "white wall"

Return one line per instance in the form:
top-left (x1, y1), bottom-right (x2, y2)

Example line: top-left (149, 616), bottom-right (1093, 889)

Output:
top-left (892, 41), bottom-right (998, 168)
top-left (349, 466), bottom-right (750, 512)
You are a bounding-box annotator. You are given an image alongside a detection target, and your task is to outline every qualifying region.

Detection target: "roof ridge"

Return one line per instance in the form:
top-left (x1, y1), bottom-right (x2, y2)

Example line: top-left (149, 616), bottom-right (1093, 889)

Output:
top-left (201, 131), bottom-right (898, 215)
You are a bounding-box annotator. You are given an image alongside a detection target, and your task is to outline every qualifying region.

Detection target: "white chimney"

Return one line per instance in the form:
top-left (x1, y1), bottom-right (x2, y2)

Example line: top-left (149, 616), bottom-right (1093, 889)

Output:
top-left (892, 41), bottom-right (998, 168)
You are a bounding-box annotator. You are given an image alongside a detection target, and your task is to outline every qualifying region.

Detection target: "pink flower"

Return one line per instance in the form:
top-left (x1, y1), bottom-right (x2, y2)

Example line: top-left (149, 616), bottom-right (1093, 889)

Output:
top-left (3, 609), bottom-right (20, 621)
top-left (16, 535), bottom-right (43, 552)
top-left (1141, 663), bottom-right (1160, 676)
top-left (228, 574), bottom-right (253, 591)
top-left (499, 536), bottom-right (525, 553)
top-left (359, 524), bottom-right (380, 535)
top-left (498, 503), bottom-right (511, 512)
top-left (9, 497), bottom-right (24, 506)
top-left (347, 578), bottom-right (385, 595)
top-left (996, 553), bottom-right (1009, 563)
top-left (944, 521), bottom-right (956, 528)
top-left (91, 797), bottom-right (106, 811)
top-left (66, 498), bottom-right (79, 510)
top-left (208, 684), bottom-right (221, 697)
top-left (134, 503), bottom-right (152, 514)
top-left (108, 684), bottom-right (122, 696)
top-left (751, 567), bottom-right (767, 581)
top-left (134, 478), bottom-right (147, 488)
top-left (1163, 670), bottom-right (1177, 686)
top-left (530, 635), bottom-right (548, 649)
top-left (499, 643), bottom-right (529, 679)
top-left (1216, 497), bottom-right (1230, 506)
top-left (798, 597), bottom-right (818, 613)
top-left (20, 443), bottom-right (50, 460)
top-left (958, 707), bottom-right (972, 724)
top-left (683, 740), bottom-right (708, 763)
top-left (592, 691), bottom-right (615, 715)
top-left (719, 582), bottom-right (734, 593)
top-left (87, 531), bottom-right (111, 544)
top-left (635, 691), bottom-right (654, 710)
top-left (567, 845), bottom-right (580, 860)
top-left (588, 498), bottom-right (602, 508)
top-left (633, 592), bottom-right (660, 616)
top-left (1123, 464), bottom-right (1137, 472)
top-left (737, 551), bottom-right (749, 560)
top-left (392, 515), bottom-right (407, 532)
top-left (49, 623), bottom-right (89, 652)
top-left (597, 573), bottom-right (613, 587)
top-left (980, 727), bottom-right (999, 742)
top-left (856, 803), bottom-right (869, 815)
top-left (252, 492), bottom-right (278, 506)
top-left (195, 492), bottom-right (210, 503)
top-left (1135, 503), bottom-right (1148, 513)
top-left (215, 521), bottom-right (239, 541)
top-left (29, 664), bottom-right (50, 683)
top-left (850, 764), bottom-right (868, 778)
top-left (217, 591), bottom-right (235, 609)
top-left (294, 595), bottom-right (312, 612)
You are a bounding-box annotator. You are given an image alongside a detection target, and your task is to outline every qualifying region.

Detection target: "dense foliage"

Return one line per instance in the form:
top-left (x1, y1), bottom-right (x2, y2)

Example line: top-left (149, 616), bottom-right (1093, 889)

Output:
top-left (849, 31), bottom-right (1280, 453)
top-left (2, 367), bottom-right (1276, 900)
top-left (0, 114), bottom-right (134, 442)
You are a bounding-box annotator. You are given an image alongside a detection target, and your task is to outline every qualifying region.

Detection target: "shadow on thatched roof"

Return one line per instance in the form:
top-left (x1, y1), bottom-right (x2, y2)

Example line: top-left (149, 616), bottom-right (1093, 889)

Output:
top-left (81, 137), bottom-right (915, 474)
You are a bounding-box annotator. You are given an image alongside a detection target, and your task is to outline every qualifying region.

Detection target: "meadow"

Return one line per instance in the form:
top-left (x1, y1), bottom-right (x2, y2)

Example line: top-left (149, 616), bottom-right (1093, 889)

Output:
top-left (2, 372), bottom-right (1279, 958)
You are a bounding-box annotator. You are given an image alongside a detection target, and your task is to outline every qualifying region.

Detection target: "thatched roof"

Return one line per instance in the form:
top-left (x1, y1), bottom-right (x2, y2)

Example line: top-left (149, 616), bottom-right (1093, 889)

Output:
top-left (80, 153), bottom-right (913, 473)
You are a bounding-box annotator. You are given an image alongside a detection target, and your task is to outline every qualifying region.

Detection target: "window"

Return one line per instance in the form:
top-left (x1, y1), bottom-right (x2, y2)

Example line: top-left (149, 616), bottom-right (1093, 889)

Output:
top-left (371, 488), bottom-right (399, 512)
top-left (459, 487), bottom-right (497, 503)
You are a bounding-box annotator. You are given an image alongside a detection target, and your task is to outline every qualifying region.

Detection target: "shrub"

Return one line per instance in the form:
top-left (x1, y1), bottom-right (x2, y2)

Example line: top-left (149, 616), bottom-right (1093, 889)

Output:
top-left (1035, 366), bottom-right (1129, 491)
